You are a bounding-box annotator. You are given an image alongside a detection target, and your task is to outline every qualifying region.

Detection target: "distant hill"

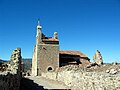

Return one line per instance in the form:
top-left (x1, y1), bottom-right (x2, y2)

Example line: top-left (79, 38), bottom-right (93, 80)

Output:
top-left (22, 58), bottom-right (32, 72)
top-left (0, 59), bottom-right (7, 66)
top-left (0, 59), bottom-right (7, 63)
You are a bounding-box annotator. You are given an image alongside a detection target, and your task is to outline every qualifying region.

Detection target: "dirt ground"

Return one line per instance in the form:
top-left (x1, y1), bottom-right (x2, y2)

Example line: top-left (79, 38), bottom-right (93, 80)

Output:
top-left (20, 76), bottom-right (69, 90)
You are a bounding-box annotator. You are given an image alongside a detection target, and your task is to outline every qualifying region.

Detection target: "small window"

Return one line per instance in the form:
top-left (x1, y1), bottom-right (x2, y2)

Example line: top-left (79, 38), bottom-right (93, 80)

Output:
top-left (47, 67), bottom-right (53, 71)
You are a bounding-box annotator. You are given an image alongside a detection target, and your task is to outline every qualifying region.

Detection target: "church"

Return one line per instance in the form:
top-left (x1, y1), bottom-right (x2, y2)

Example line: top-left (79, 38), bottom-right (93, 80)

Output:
top-left (32, 20), bottom-right (90, 76)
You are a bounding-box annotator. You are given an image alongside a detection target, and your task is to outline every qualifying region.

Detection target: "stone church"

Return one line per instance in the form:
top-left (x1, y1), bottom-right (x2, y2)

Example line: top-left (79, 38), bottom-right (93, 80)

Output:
top-left (32, 20), bottom-right (90, 76)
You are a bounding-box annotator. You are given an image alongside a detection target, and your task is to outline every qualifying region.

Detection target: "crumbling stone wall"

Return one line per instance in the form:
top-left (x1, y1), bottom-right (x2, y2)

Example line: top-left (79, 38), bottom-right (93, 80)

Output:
top-left (0, 72), bottom-right (21, 90)
top-left (93, 50), bottom-right (103, 65)
top-left (7, 48), bottom-right (22, 74)
top-left (42, 65), bottom-right (120, 90)
top-left (0, 48), bottom-right (22, 90)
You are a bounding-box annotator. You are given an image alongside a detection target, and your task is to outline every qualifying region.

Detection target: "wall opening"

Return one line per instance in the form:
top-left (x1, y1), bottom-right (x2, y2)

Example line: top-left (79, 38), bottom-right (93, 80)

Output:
top-left (47, 67), bottom-right (53, 72)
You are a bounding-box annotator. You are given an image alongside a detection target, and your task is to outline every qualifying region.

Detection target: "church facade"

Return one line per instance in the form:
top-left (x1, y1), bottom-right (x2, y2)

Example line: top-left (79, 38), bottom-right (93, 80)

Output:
top-left (32, 20), bottom-right (90, 76)
top-left (32, 20), bottom-right (59, 76)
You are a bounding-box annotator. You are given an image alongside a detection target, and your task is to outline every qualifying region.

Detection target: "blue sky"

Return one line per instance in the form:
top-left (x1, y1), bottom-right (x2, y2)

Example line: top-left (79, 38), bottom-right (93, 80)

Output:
top-left (0, 0), bottom-right (120, 63)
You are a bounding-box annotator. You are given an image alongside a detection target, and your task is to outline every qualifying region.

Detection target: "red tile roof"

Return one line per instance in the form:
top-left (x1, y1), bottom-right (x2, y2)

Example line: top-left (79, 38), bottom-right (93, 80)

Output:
top-left (59, 50), bottom-right (87, 57)
top-left (42, 38), bottom-right (59, 42)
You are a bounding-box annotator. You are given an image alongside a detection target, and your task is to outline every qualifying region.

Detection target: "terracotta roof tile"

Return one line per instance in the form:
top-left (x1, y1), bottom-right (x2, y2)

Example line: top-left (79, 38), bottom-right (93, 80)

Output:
top-left (42, 38), bottom-right (59, 41)
top-left (59, 50), bottom-right (87, 57)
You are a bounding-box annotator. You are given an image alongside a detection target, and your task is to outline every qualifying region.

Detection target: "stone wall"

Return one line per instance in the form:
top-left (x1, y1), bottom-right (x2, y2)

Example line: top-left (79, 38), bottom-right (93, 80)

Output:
top-left (32, 45), bottom-right (37, 76)
top-left (32, 21), bottom-right (60, 76)
top-left (0, 72), bottom-right (21, 90)
top-left (37, 44), bottom-right (59, 73)
top-left (42, 65), bottom-right (120, 90)
top-left (93, 50), bottom-right (103, 65)
top-left (0, 48), bottom-right (22, 90)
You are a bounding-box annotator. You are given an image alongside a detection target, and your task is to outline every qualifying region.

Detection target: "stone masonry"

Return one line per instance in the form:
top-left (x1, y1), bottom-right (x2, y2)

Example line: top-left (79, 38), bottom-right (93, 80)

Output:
top-left (93, 50), bottom-right (103, 65)
top-left (32, 20), bottom-right (90, 76)
top-left (7, 48), bottom-right (22, 74)
top-left (42, 65), bottom-right (120, 90)
top-left (0, 48), bottom-right (22, 90)
top-left (32, 20), bottom-right (59, 76)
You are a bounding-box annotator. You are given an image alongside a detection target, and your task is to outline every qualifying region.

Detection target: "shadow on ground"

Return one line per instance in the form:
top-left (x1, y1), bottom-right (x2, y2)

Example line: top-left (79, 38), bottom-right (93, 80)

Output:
top-left (20, 78), bottom-right (44, 90)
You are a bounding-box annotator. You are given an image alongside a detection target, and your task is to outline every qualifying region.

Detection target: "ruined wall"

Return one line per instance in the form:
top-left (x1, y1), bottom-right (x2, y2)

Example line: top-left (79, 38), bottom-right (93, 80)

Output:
top-left (37, 44), bottom-right (59, 73)
top-left (93, 50), bottom-right (103, 65)
top-left (0, 72), bottom-right (21, 90)
top-left (42, 65), bottom-right (120, 90)
top-left (0, 48), bottom-right (22, 90)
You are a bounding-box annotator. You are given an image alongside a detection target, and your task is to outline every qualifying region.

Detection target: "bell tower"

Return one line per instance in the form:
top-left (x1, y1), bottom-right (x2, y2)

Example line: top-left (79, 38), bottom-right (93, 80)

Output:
top-left (32, 20), bottom-right (59, 76)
